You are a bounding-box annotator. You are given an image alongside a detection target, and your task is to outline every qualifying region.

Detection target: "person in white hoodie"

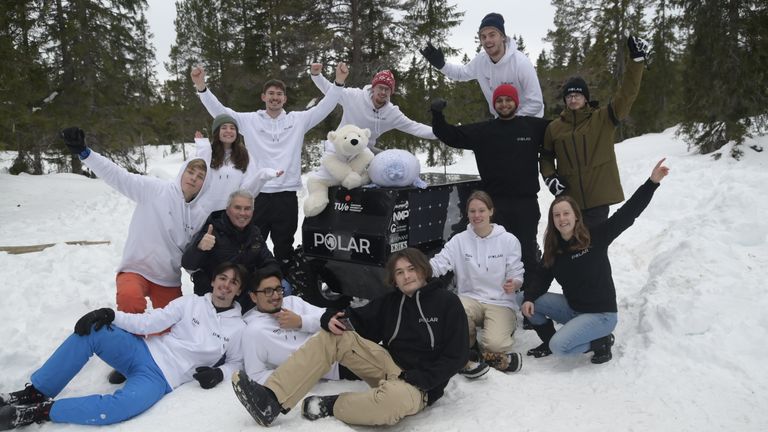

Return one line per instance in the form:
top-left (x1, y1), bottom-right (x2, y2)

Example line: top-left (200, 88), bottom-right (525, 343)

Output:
top-left (241, 267), bottom-right (356, 384)
top-left (420, 12), bottom-right (544, 118)
top-left (309, 65), bottom-right (436, 154)
top-left (60, 127), bottom-right (211, 314)
top-left (0, 263), bottom-right (246, 430)
top-left (190, 63), bottom-right (349, 266)
top-left (194, 114), bottom-right (284, 212)
top-left (430, 190), bottom-right (525, 374)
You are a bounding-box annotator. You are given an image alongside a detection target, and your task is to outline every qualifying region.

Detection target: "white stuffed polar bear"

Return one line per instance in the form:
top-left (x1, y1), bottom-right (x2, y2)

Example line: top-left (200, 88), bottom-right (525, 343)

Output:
top-left (304, 124), bottom-right (375, 217)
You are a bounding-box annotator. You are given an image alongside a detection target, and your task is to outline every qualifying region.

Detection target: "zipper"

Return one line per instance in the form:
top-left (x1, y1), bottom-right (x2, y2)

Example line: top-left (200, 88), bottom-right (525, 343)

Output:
top-left (570, 111), bottom-right (587, 209)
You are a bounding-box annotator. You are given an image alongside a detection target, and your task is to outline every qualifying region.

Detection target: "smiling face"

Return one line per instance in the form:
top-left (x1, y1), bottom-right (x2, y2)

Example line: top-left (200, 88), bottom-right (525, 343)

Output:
top-left (180, 163), bottom-right (206, 202)
top-left (479, 27), bottom-right (505, 61)
top-left (552, 200), bottom-right (578, 240)
top-left (250, 275), bottom-right (284, 313)
top-left (210, 268), bottom-right (243, 308)
top-left (468, 198), bottom-right (493, 233)
top-left (565, 93), bottom-right (587, 110)
top-left (393, 257), bottom-right (427, 297)
top-left (217, 123), bottom-right (237, 148)
top-left (371, 84), bottom-right (392, 109)
top-left (261, 85), bottom-right (287, 114)
top-left (494, 95), bottom-right (517, 119)
top-left (226, 195), bottom-right (253, 230)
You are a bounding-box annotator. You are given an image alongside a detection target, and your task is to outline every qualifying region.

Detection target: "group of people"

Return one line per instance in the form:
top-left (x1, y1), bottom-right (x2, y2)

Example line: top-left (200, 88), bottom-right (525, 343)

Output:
top-left (0, 11), bottom-right (668, 431)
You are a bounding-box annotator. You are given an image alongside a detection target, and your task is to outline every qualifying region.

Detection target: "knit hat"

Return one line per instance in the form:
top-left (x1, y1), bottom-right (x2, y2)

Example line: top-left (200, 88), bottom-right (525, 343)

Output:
top-left (211, 114), bottom-right (238, 134)
top-left (562, 77), bottom-right (590, 102)
top-left (492, 84), bottom-right (520, 113)
top-left (479, 12), bottom-right (505, 35)
top-left (371, 70), bottom-right (396, 92)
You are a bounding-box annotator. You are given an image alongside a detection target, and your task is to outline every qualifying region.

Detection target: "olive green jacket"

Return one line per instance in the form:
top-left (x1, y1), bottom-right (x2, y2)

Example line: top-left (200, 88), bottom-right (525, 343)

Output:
top-left (541, 59), bottom-right (644, 209)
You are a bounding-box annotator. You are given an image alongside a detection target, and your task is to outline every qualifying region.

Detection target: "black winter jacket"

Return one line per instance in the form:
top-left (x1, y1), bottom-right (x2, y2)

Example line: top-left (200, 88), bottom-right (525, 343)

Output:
top-left (321, 279), bottom-right (468, 405)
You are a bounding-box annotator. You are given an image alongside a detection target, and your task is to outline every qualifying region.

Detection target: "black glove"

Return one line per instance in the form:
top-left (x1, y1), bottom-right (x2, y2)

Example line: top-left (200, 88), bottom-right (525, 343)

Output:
top-left (420, 42), bottom-right (446, 69)
top-left (60, 127), bottom-right (87, 155)
top-left (430, 98), bottom-right (447, 113)
top-left (627, 35), bottom-right (651, 63)
top-left (544, 175), bottom-right (566, 196)
top-left (193, 366), bottom-right (224, 389)
top-left (74, 308), bottom-right (115, 336)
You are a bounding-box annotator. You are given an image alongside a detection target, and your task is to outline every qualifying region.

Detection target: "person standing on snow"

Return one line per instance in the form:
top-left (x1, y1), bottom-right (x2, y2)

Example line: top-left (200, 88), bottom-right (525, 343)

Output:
top-left (540, 35), bottom-right (651, 228)
top-left (0, 263), bottom-right (246, 430)
top-left (190, 63), bottom-right (349, 271)
top-left (521, 159), bottom-right (669, 364)
top-left (420, 12), bottom-right (544, 118)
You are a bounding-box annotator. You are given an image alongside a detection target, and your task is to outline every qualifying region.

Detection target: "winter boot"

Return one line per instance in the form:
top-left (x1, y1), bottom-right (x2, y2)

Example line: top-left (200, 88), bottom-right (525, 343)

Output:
top-left (301, 395), bottom-right (339, 421)
top-left (482, 352), bottom-right (523, 373)
top-left (0, 384), bottom-right (47, 408)
top-left (0, 401), bottom-right (53, 430)
top-left (458, 361), bottom-right (491, 379)
top-left (232, 370), bottom-right (283, 426)
top-left (527, 319), bottom-right (556, 358)
top-left (589, 334), bottom-right (615, 364)
top-left (108, 370), bottom-right (126, 385)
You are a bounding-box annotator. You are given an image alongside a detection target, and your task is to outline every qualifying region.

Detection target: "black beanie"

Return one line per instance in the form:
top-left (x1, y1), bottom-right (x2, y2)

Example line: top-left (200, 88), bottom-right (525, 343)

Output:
top-left (562, 77), bottom-right (590, 102)
top-left (479, 13), bottom-right (505, 35)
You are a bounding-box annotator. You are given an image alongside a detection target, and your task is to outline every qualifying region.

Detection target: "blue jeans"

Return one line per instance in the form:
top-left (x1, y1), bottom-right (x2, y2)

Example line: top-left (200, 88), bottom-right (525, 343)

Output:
top-left (519, 292), bottom-right (617, 355)
top-left (31, 326), bottom-right (171, 425)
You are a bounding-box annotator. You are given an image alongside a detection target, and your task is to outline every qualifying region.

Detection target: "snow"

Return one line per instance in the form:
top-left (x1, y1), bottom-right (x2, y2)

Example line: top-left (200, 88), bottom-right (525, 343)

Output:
top-left (1, 128), bottom-right (766, 431)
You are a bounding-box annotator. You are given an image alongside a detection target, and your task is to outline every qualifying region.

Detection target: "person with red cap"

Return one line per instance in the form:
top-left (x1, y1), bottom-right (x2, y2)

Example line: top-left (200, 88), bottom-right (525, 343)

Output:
top-left (430, 83), bottom-right (549, 293)
top-left (420, 12), bottom-right (544, 118)
top-left (310, 64), bottom-right (437, 154)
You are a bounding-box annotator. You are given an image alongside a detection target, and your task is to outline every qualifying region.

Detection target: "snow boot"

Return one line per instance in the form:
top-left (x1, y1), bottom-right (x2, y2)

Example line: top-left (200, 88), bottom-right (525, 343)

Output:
top-left (0, 384), bottom-right (47, 408)
top-left (0, 401), bottom-right (52, 430)
top-left (482, 352), bottom-right (523, 373)
top-left (589, 334), bottom-right (615, 364)
top-left (527, 319), bottom-right (555, 358)
top-left (458, 361), bottom-right (491, 379)
top-left (232, 370), bottom-right (283, 426)
top-left (301, 395), bottom-right (339, 421)
top-left (108, 370), bottom-right (126, 385)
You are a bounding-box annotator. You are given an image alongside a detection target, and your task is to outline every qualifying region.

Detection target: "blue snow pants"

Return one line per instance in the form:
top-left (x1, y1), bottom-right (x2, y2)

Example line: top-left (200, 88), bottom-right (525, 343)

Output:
top-left (30, 325), bottom-right (172, 425)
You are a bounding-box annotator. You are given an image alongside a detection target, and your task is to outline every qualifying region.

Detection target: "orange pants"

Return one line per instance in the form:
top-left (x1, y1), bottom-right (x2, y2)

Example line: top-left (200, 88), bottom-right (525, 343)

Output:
top-left (115, 272), bottom-right (182, 313)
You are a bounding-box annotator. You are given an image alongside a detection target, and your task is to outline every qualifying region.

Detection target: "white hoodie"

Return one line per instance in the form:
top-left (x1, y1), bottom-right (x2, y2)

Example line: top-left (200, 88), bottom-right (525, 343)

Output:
top-left (194, 137), bottom-right (280, 211)
top-left (83, 151), bottom-right (211, 287)
top-left (113, 293), bottom-right (245, 390)
top-left (430, 224), bottom-right (524, 309)
top-left (241, 296), bottom-right (340, 384)
top-left (439, 36), bottom-right (544, 118)
top-left (311, 73), bottom-right (436, 153)
top-left (197, 85), bottom-right (342, 193)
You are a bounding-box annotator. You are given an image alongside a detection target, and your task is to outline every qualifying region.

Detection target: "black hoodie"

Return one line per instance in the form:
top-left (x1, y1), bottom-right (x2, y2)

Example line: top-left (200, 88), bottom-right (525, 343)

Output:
top-left (322, 279), bottom-right (468, 405)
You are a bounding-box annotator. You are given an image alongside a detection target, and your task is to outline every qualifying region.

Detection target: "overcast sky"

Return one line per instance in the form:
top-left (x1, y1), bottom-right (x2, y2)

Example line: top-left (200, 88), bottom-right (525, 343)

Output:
top-left (146, 0), bottom-right (556, 82)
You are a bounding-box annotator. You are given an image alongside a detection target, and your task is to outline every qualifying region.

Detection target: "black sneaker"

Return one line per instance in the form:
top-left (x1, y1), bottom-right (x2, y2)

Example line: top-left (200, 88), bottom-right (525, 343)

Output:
top-left (590, 334), bottom-right (615, 364)
top-left (0, 401), bottom-right (52, 430)
top-left (301, 395), bottom-right (338, 421)
top-left (108, 370), bottom-right (126, 385)
top-left (458, 361), bottom-right (490, 380)
top-left (232, 370), bottom-right (282, 427)
top-left (0, 384), bottom-right (47, 408)
top-left (526, 342), bottom-right (553, 358)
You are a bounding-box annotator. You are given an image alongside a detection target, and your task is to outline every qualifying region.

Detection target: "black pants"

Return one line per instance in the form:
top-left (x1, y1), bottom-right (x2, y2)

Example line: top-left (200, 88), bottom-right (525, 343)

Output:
top-left (492, 196), bottom-right (540, 290)
top-left (253, 191), bottom-right (298, 262)
top-left (582, 205), bottom-right (609, 229)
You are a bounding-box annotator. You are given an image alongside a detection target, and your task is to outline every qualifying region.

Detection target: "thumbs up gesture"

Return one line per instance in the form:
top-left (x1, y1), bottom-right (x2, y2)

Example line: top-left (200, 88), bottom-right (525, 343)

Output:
top-left (198, 224), bottom-right (216, 251)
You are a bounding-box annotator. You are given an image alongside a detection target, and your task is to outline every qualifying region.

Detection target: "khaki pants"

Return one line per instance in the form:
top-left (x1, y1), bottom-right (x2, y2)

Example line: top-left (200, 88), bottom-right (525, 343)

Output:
top-left (265, 330), bottom-right (427, 426)
top-left (461, 296), bottom-right (517, 353)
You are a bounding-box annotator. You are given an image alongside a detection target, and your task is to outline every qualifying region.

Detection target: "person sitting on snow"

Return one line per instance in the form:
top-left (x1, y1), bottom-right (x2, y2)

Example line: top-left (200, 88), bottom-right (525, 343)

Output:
top-left (0, 263), bottom-right (246, 430)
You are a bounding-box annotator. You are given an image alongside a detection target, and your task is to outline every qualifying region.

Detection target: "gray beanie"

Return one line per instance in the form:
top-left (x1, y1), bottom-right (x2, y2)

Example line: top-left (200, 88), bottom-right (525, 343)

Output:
top-left (211, 114), bottom-right (238, 134)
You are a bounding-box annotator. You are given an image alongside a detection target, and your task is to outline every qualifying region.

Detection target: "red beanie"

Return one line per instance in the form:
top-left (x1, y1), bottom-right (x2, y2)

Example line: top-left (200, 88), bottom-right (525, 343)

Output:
top-left (492, 84), bottom-right (519, 113)
top-left (371, 70), bottom-right (396, 92)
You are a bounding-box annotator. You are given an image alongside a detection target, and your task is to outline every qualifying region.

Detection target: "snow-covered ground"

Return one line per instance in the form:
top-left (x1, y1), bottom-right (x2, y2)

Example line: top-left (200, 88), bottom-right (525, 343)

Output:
top-left (1, 128), bottom-right (766, 431)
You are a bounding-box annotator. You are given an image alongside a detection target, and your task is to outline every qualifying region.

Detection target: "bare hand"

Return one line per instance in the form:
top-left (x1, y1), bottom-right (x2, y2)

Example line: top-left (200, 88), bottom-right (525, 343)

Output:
top-left (194, 130), bottom-right (203, 139)
top-left (310, 63), bottom-right (322, 76)
top-left (503, 278), bottom-right (522, 294)
top-left (521, 301), bottom-right (535, 318)
top-left (334, 62), bottom-right (349, 84)
top-left (275, 170), bottom-right (284, 177)
top-left (328, 311), bottom-right (347, 335)
top-left (650, 158), bottom-right (670, 184)
top-left (197, 224), bottom-right (216, 251)
top-left (190, 64), bottom-right (206, 91)
top-left (274, 308), bottom-right (302, 329)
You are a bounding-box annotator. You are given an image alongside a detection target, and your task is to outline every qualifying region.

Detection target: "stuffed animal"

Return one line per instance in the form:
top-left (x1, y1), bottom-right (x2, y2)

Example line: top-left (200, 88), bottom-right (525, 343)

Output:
top-left (368, 149), bottom-right (423, 188)
top-left (304, 124), bottom-right (375, 217)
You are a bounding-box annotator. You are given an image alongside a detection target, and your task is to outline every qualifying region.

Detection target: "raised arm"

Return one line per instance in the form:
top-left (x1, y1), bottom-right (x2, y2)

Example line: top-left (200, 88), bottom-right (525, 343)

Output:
top-left (309, 63), bottom-right (333, 95)
top-left (430, 99), bottom-right (478, 150)
top-left (295, 62), bottom-right (348, 132)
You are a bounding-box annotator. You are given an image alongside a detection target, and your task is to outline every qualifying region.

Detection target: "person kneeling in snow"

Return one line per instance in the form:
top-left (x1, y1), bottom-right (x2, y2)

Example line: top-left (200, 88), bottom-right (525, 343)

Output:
top-left (231, 248), bottom-right (468, 427)
top-left (520, 159), bottom-right (669, 364)
top-left (0, 263), bottom-right (247, 430)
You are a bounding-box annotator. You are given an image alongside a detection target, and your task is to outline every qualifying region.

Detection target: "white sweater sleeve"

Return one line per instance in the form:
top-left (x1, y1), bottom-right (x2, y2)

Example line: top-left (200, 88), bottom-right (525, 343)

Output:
top-left (311, 73), bottom-right (333, 95)
top-left (514, 54), bottom-right (545, 117)
top-left (293, 84), bottom-right (343, 133)
top-left (430, 237), bottom-right (459, 277)
top-left (242, 324), bottom-right (276, 385)
top-left (504, 236), bottom-right (525, 283)
top-left (220, 326), bottom-right (245, 380)
top-left (391, 108), bottom-right (436, 140)
top-left (439, 56), bottom-right (479, 82)
top-left (113, 297), bottom-right (185, 335)
top-left (83, 150), bottom-right (164, 203)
